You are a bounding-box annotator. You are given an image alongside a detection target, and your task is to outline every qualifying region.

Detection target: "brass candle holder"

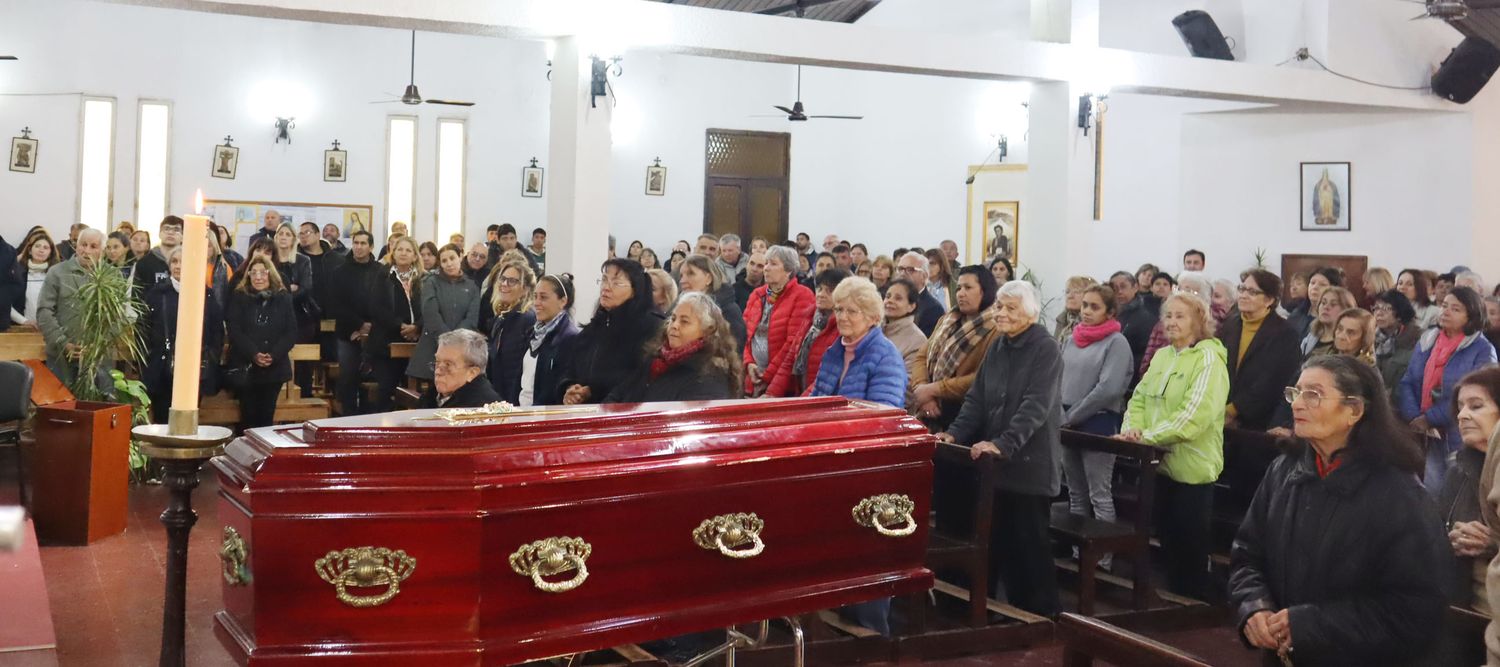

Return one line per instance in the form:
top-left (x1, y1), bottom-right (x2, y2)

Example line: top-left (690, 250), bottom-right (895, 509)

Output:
top-left (133, 415), bottom-right (235, 667)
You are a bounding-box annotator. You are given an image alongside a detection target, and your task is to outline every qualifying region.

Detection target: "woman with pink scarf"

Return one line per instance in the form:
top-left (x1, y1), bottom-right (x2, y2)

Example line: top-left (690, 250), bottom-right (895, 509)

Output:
top-left (1399, 285), bottom-right (1498, 493)
top-left (1058, 283), bottom-right (1135, 570)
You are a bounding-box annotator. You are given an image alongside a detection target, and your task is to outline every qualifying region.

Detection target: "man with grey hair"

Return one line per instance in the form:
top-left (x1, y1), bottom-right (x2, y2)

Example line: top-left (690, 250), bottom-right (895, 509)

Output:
top-left (249, 208), bottom-right (284, 248)
top-left (717, 233), bottom-right (747, 278)
top-left (1457, 270), bottom-right (1486, 295)
top-left (37, 227), bottom-right (110, 389)
top-left (420, 329), bottom-right (501, 408)
top-left (897, 251), bottom-right (944, 335)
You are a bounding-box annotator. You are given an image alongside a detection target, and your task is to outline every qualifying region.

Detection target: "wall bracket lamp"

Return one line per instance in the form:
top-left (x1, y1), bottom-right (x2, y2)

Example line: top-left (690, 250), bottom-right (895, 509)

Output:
top-left (590, 56), bottom-right (623, 108)
top-left (274, 117), bottom-right (295, 144)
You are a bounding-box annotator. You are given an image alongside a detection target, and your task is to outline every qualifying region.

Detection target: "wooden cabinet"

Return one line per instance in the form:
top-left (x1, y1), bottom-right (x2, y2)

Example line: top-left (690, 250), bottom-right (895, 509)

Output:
top-left (29, 401), bottom-right (132, 545)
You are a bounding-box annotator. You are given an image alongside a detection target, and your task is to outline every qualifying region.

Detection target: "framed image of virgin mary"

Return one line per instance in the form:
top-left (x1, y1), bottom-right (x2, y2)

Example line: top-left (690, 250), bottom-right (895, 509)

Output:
top-left (1300, 162), bottom-right (1350, 231)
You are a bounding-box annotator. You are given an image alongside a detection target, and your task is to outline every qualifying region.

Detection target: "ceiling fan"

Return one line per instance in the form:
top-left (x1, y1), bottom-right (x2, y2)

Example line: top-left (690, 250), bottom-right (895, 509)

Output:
top-left (757, 65), bottom-right (863, 121)
top-left (0, 56), bottom-right (16, 61)
top-left (370, 31), bottom-right (475, 107)
top-left (1401, 0), bottom-right (1470, 21)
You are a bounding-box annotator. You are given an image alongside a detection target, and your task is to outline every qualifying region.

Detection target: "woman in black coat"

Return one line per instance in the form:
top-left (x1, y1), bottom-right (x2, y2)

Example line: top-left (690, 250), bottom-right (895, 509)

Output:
top-left (480, 260), bottom-right (537, 404)
top-left (1230, 355), bottom-right (1448, 666)
top-left (523, 274), bottom-right (579, 407)
top-left (226, 257), bottom-right (297, 430)
top-left (1219, 269), bottom-right (1303, 431)
top-left (605, 292), bottom-right (741, 403)
top-left (142, 248), bottom-right (224, 424)
top-left (376, 237), bottom-right (423, 412)
top-left (269, 223), bottom-right (315, 339)
top-left (561, 259), bottom-right (664, 405)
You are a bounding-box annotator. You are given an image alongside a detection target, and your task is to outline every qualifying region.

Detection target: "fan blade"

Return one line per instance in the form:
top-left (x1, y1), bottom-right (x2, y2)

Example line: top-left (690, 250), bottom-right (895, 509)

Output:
top-left (749, 114), bottom-right (788, 117)
top-left (0, 56), bottom-right (17, 61)
top-left (368, 100), bottom-right (404, 104)
top-left (809, 115), bottom-right (864, 120)
top-left (425, 99), bottom-right (475, 106)
top-left (773, 105), bottom-right (796, 114)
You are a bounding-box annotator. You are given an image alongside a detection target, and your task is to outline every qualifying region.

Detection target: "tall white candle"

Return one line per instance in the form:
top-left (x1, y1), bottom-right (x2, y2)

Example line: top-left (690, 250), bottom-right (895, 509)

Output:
top-left (171, 189), bottom-right (209, 417)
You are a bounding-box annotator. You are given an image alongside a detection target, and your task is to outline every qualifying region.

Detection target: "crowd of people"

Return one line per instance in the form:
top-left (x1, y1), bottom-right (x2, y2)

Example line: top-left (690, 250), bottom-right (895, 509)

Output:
top-left (13, 215), bottom-right (1500, 661)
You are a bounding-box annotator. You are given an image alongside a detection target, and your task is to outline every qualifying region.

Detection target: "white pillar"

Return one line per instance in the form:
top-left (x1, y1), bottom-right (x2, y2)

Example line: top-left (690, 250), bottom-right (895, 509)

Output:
top-left (546, 36), bottom-right (613, 322)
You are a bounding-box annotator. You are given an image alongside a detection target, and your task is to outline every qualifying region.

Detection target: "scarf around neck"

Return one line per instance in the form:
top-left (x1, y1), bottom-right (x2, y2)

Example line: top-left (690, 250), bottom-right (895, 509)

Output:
top-left (1421, 330), bottom-right (1466, 412)
top-left (1072, 318), bottom-right (1121, 348)
top-left (650, 338), bottom-right (705, 380)
top-left (927, 310), bottom-right (996, 383)
top-left (529, 313), bottom-right (566, 356)
top-left (27, 260), bottom-right (48, 273)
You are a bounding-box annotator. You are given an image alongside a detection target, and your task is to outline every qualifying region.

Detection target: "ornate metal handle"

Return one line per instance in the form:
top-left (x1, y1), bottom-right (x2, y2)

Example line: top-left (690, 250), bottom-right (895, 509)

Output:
top-left (693, 513), bottom-right (766, 559)
top-left (220, 527), bottom-right (250, 586)
top-left (853, 494), bottom-right (918, 537)
top-left (314, 546), bottom-right (417, 608)
top-left (509, 537), bottom-right (592, 594)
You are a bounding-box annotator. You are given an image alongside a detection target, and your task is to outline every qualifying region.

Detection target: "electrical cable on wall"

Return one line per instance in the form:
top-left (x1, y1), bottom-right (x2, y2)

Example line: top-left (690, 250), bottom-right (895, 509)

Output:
top-left (1279, 48), bottom-right (1431, 91)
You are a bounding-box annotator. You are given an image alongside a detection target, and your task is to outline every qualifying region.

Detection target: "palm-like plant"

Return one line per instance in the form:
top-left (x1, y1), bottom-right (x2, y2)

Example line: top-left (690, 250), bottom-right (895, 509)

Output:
top-left (67, 259), bottom-right (144, 400)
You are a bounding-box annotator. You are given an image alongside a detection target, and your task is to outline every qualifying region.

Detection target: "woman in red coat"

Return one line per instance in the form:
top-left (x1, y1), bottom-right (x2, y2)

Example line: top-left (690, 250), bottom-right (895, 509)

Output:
top-left (743, 245), bottom-right (816, 397)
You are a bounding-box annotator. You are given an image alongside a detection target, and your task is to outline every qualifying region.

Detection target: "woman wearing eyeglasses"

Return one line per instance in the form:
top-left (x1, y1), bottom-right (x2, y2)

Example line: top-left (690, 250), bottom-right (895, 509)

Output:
top-left (560, 259), bottom-right (664, 405)
top-left (479, 260), bottom-right (537, 404)
top-left (1217, 269), bottom-right (1303, 432)
top-left (226, 256), bottom-right (296, 430)
top-left (1230, 355), bottom-right (1446, 666)
top-left (1398, 286), bottom-right (1498, 493)
top-left (1371, 290), bottom-right (1420, 404)
top-left (792, 268), bottom-right (850, 396)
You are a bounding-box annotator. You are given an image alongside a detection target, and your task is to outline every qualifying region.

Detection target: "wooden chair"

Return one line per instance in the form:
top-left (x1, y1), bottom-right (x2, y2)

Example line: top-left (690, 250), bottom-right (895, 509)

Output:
top-left (1057, 613), bottom-right (1212, 667)
top-left (912, 441), bottom-right (999, 630)
top-left (1051, 429), bottom-right (1164, 615)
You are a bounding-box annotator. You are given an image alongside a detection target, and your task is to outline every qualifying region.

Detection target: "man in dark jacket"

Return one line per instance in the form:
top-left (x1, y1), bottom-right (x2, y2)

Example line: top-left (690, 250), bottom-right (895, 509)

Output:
top-left (463, 242), bottom-right (492, 285)
top-left (298, 222), bottom-right (344, 386)
top-left (487, 224), bottom-right (542, 276)
top-left (134, 216), bottom-right (182, 293)
top-left (897, 251), bottom-right (944, 336)
top-left (247, 209), bottom-right (283, 249)
top-left (938, 288), bottom-right (1062, 617)
top-left (0, 234), bottom-right (18, 332)
top-left (420, 329), bottom-right (502, 409)
top-left (332, 231), bottom-right (395, 415)
top-left (735, 251), bottom-right (766, 311)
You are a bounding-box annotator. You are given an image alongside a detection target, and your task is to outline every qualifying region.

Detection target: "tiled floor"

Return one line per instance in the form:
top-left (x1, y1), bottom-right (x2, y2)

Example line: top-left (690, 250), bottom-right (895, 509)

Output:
top-left (3, 468), bottom-right (1253, 667)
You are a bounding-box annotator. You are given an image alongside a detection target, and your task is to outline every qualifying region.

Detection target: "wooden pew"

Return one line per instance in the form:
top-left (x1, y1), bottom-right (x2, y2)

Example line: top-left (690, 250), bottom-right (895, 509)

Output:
top-left (914, 442), bottom-right (1000, 630)
top-left (1057, 613), bottom-right (1212, 667)
top-left (0, 331), bottom-right (46, 361)
top-left (201, 343), bottom-right (331, 425)
top-left (1052, 429), bottom-right (1164, 615)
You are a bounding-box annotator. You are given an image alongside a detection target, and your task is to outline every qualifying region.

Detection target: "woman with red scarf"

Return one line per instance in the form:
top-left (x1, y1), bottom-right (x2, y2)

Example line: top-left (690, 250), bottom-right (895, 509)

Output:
top-left (1058, 284), bottom-right (1134, 570)
top-left (1399, 286), bottom-right (1498, 493)
top-left (605, 292), bottom-right (742, 403)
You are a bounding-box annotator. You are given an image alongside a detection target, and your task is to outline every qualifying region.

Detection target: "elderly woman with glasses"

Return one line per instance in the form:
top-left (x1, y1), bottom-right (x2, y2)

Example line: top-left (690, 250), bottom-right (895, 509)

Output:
top-left (1230, 356), bottom-right (1446, 666)
top-left (561, 259), bottom-right (664, 405)
top-left (743, 245), bottom-right (817, 397)
top-left (935, 279), bottom-right (1064, 617)
top-left (420, 329), bottom-right (502, 408)
top-left (1398, 286), bottom-right (1498, 492)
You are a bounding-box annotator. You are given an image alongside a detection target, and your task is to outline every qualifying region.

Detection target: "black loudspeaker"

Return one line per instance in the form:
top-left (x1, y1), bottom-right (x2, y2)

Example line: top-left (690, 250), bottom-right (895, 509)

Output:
top-left (1432, 37), bottom-right (1500, 104)
top-left (1172, 10), bottom-right (1234, 61)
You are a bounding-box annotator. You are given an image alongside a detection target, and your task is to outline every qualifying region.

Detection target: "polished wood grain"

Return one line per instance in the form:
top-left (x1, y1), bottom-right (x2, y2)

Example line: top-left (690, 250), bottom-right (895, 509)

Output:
top-left (211, 397), bottom-right (935, 665)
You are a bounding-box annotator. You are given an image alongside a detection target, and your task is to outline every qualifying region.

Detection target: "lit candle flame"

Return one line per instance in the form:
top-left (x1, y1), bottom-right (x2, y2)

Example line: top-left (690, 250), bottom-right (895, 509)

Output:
top-left (194, 189), bottom-right (204, 215)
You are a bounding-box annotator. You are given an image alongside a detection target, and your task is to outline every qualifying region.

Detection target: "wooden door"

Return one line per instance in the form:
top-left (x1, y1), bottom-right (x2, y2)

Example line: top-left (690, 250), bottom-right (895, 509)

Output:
top-left (704, 129), bottom-right (789, 242)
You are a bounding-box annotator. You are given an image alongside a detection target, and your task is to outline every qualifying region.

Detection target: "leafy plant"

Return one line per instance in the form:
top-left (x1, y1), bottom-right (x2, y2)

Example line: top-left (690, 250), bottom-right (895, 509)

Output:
top-left (1253, 247), bottom-right (1269, 270)
top-left (67, 260), bottom-right (144, 401)
top-left (1017, 262), bottom-right (1058, 321)
top-left (111, 369), bottom-right (154, 484)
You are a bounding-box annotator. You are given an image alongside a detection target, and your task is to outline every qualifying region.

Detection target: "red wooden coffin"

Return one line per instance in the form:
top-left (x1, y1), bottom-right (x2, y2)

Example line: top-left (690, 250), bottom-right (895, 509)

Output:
top-left (210, 397), bottom-right (935, 666)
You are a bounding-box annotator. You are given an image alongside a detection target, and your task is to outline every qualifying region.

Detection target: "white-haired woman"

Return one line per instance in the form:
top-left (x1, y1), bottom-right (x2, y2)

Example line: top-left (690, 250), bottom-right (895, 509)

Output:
top-left (605, 292), bottom-right (742, 402)
top-left (743, 245), bottom-right (817, 397)
top-left (936, 279), bottom-right (1063, 617)
top-left (1138, 271), bottom-right (1214, 377)
top-left (1120, 291), bottom-right (1230, 600)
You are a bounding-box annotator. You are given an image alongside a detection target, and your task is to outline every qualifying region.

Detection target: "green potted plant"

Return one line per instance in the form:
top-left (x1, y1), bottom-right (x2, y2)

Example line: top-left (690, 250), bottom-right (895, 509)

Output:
top-left (68, 260), bottom-right (150, 482)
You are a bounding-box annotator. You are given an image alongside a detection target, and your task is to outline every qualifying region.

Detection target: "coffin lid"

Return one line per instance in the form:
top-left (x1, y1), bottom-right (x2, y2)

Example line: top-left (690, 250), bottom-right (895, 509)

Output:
top-left (219, 397), bottom-right (927, 481)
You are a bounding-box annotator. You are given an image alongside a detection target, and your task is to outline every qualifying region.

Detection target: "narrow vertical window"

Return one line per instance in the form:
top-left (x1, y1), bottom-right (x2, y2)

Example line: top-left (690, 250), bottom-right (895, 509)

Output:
top-left (385, 116), bottom-right (417, 240)
top-left (435, 118), bottom-right (466, 242)
top-left (78, 97), bottom-right (117, 230)
top-left (135, 101), bottom-right (171, 235)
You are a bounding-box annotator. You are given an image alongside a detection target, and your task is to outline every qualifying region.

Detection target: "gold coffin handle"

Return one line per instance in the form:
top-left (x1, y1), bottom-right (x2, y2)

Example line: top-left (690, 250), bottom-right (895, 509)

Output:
top-left (853, 494), bottom-right (918, 537)
top-left (314, 546), bottom-right (417, 608)
top-left (509, 537), bottom-right (592, 594)
top-left (220, 526), bottom-right (250, 586)
top-left (693, 513), bottom-right (765, 559)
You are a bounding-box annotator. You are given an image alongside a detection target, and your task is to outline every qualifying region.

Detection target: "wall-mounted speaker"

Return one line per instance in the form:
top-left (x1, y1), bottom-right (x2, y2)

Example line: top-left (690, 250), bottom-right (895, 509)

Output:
top-left (1172, 10), bottom-right (1234, 61)
top-left (1432, 37), bottom-right (1500, 104)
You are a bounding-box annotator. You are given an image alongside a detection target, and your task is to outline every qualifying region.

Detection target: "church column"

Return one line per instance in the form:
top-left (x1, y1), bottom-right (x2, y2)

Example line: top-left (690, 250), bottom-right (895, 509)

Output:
top-left (546, 36), bottom-right (612, 320)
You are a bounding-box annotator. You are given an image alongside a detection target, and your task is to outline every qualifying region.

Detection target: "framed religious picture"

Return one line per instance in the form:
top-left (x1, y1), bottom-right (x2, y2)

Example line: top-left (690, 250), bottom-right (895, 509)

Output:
top-left (521, 161), bottom-right (544, 198)
top-left (212, 142), bottom-right (240, 180)
top-left (981, 201), bottom-right (1019, 267)
top-left (324, 148), bottom-right (347, 182)
top-left (1300, 161), bottom-right (1350, 231)
top-left (9, 135), bottom-right (38, 173)
top-left (645, 165), bottom-right (667, 196)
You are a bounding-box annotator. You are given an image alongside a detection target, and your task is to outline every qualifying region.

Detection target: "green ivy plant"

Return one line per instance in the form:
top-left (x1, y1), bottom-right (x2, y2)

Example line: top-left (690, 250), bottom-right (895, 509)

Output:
top-left (111, 369), bottom-right (153, 484)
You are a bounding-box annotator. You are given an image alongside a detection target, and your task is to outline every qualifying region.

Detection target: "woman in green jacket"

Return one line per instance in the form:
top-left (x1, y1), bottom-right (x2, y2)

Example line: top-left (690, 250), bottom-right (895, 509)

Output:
top-left (1120, 292), bottom-right (1230, 601)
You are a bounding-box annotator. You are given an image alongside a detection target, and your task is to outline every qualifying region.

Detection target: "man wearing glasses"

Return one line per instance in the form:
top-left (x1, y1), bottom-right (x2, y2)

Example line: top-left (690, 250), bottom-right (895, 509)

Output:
top-left (420, 329), bottom-right (501, 409)
top-left (897, 251), bottom-right (944, 336)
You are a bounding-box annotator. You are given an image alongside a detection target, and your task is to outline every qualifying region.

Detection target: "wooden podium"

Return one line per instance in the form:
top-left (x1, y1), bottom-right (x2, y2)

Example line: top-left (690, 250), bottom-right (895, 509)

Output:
top-left (25, 361), bottom-right (132, 545)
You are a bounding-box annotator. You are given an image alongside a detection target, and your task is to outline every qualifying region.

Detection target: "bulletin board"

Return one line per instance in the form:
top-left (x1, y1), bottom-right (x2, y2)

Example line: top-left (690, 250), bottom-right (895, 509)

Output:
top-left (202, 199), bottom-right (375, 252)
